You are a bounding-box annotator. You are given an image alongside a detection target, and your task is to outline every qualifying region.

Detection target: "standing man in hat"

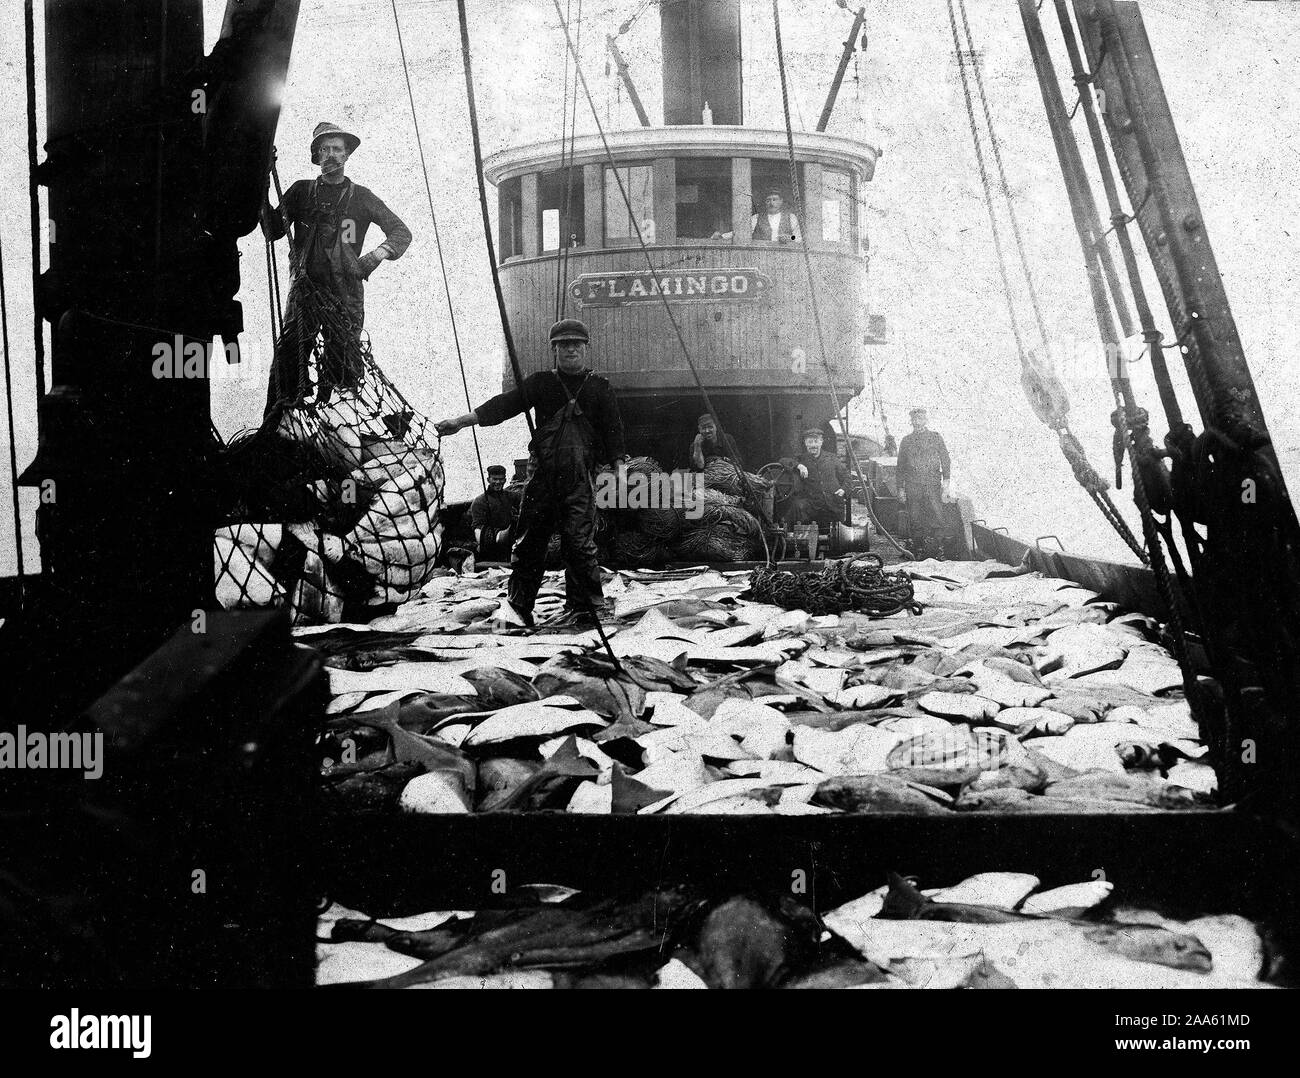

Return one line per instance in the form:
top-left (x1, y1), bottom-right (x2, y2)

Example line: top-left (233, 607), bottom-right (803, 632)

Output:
top-left (435, 319), bottom-right (628, 628)
top-left (896, 407), bottom-right (952, 553)
top-left (469, 465), bottom-right (520, 562)
top-left (782, 427), bottom-right (849, 527)
top-left (261, 121), bottom-right (412, 415)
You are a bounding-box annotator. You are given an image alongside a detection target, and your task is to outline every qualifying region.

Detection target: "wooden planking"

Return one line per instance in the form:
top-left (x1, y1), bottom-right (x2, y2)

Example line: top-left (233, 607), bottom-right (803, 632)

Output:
top-left (499, 244), bottom-right (865, 392)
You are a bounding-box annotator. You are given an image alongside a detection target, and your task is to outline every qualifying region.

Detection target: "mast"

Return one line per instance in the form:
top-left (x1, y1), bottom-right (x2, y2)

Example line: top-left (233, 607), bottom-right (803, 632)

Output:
top-left (659, 0), bottom-right (743, 124)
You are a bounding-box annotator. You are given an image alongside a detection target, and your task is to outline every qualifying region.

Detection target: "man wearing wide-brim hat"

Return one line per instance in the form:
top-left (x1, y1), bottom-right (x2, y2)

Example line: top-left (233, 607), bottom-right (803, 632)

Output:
top-left (261, 121), bottom-right (412, 415)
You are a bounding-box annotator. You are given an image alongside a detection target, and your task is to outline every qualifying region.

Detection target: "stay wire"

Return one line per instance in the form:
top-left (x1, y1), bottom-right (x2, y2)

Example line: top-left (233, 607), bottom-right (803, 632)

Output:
top-left (551, 0), bottom-right (774, 561)
top-left (24, 0), bottom-right (44, 401)
top-left (958, 0), bottom-right (1052, 356)
top-left (456, 0), bottom-right (534, 441)
top-left (391, 0), bottom-right (486, 491)
top-left (771, 0), bottom-right (909, 558)
top-left (0, 228), bottom-right (26, 590)
top-left (557, 0), bottom-right (584, 321)
top-left (553, 0), bottom-right (574, 322)
top-left (459, 0), bottom-right (624, 662)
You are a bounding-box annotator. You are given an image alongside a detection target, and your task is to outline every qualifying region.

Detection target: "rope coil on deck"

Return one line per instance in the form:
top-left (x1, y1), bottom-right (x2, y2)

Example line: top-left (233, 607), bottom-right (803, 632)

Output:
top-left (747, 554), bottom-right (920, 617)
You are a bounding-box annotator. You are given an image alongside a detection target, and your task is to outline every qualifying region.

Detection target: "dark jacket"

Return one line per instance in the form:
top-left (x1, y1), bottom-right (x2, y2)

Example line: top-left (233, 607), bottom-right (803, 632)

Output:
top-left (475, 369), bottom-right (627, 466)
top-left (785, 450), bottom-right (850, 516)
top-left (263, 177), bottom-right (411, 315)
top-left (897, 429), bottom-right (951, 486)
top-left (470, 488), bottom-right (518, 531)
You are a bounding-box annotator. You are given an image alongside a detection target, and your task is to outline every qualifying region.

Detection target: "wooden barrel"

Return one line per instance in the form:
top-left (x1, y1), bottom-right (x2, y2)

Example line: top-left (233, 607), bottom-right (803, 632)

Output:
top-left (829, 522), bottom-right (871, 557)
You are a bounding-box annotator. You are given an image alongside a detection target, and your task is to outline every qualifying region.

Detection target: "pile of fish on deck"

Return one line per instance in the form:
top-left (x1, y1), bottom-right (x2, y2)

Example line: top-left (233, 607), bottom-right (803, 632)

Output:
top-left (310, 557), bottom-right (1217, 818)
top-left (317, 870), bottom-right (1277, 988)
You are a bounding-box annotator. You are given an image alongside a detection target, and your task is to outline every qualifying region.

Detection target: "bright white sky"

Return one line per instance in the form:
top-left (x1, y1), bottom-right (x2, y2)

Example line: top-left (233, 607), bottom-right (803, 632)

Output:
top-left (2, 0), bottom-right (1298, 573)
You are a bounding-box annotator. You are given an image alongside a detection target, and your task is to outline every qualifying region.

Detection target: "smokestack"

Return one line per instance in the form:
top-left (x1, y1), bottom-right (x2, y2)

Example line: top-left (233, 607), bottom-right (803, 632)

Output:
top-left (659, 0), bottom-right (742, 125)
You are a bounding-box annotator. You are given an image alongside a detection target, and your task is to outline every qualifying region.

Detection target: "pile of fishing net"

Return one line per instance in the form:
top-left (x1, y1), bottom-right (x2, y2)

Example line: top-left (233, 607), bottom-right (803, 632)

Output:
top-left (636, 506), bottom-right (684, 541)
top-left (703, 458), bottom-right (770, 501)
top-left (609, 529), bottom-right (669, 568)
top-left (746, 555), bottom-right (920, 617)
top-left (213, 280), bottom-right (444, 624)
top-left (668, 499), bottom-right (764, 562)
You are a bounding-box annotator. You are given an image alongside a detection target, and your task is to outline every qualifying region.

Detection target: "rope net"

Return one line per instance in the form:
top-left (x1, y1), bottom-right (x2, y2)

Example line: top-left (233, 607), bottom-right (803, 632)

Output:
top-left (213, 277), bottom-right (444, 624)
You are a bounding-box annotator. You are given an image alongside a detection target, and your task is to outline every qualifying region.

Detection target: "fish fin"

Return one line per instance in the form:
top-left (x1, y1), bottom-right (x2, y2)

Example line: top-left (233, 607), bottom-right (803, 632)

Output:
top-left (880, 872), bottom-right (928, 920)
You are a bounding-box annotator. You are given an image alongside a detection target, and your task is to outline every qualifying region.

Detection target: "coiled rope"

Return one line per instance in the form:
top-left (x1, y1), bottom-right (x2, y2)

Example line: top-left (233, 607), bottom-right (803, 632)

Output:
top-left (748, 554), bottom-right (920, 617)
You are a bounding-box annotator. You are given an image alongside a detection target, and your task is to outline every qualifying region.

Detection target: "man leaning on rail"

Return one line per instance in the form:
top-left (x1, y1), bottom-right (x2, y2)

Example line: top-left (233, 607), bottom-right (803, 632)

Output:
top-left (436, 319), bottom-right (628, 629)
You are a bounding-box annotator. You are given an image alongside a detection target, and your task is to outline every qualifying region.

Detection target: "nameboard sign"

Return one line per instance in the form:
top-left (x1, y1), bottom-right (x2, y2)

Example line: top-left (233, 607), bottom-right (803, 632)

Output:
top-left (570, 268), bottom-right (773, 308)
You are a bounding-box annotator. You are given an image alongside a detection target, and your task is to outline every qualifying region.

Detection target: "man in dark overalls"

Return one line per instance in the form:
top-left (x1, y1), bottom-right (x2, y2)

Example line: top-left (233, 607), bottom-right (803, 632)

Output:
top-left (436, 319), bottom-right (627, 628)
top-left (260, 121), bottom-right (412, 416)
top-left (897, 406), bottom-right (953, 555)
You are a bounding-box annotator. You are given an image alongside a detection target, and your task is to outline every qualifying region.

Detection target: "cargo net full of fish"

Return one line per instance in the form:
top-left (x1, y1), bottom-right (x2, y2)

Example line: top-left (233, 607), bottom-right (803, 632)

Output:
top-left (316, 870), bottom-right (1281, 989)
top-left (313, 558), bottom-right (1218, 820)
top-left (747, 555), bottom-right (920, 618)
top-left (213, 279), bottom-right (444, 624)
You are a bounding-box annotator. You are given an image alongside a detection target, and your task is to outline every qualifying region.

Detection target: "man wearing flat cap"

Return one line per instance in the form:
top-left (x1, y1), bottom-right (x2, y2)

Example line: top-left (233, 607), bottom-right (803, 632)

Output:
top-left (469, 465), bottom-right (520, 562)
top-left (897, 407), bottom-right (953, 552)
top-left (261, 121), bottom-right (412, 414)
top-left (436, 318), bottom-right (628, 628)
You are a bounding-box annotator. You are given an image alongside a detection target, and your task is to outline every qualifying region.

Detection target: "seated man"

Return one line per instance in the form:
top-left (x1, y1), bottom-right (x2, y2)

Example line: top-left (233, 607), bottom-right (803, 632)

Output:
top-left (469, 464), bottom-right (519, 562)
top-left (781, 428), bottom-right (849, 528)
top-left (689, 413), bottom-right (744, 471)
top-left (711, 190), bottom-right (801, 243)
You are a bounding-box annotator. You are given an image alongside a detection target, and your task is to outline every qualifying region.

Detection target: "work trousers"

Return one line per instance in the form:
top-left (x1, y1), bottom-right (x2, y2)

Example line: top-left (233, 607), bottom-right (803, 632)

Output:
top-left (903, 478), bottom-right (949, 540)
top-left (507, 464), bottom-right (604, 616)
top-left (264, 277), bottom-right (365, 417)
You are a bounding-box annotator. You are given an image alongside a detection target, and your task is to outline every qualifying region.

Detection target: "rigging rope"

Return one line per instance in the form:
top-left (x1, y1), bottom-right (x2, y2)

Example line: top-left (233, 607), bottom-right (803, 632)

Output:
top-left (945, 0), bottom-right (1145, 563)
top-left (390, 0), bottom-right (486, 491)
top-left (550, 0), bottom-right (776, 560)
top-left (771, 0), bottom-right (910, 558)
top-left (557, 0), bottom-right (584, 321)
top-left (24, 0), bottom-right (44, 402)
top-left (456, 0), bottom-right (534, 442)
top-left (1, 226), bottom-right (26, 592)
top-left (457, 0), bottom-right (625, 665)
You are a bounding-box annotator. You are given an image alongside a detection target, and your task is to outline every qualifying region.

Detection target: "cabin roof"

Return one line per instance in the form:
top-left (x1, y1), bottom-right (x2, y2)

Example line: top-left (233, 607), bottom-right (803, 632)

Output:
top-left (484, 126), bottom-right (880, 186)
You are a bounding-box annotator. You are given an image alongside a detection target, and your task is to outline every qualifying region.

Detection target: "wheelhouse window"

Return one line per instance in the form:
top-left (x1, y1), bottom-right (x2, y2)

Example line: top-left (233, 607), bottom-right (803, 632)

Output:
top-left (821, 167), bottom-right (855, 246)
top-left (498, 176), bottom-right (523, 259)
top-left (538, 166), bottom-right (585, 253)
top-left (604, 163), bottom-right (655, 245)
top-left (747, 158), bottom-right (801, 243)
top-left (675, 158), bottom-right (731, 240)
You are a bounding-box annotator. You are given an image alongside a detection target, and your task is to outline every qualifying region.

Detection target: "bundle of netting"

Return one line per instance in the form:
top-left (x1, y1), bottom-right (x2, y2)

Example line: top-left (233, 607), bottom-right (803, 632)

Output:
top-left (213, 278), bottom-right (444, 624)
top-left (671, 526), bottom-right (754, 563)
top-left (625, 455), bottom-right (662, 477)
top-left (698, 487), bottom-right (741, 509)
top-left (636, 506), bottom-right (685, 541)
top-left (609, 529), bottom-right (669, 568)
top-left (694, 501), bottom-right (762, 540)
top-left (703, 458), bottom-right (746, 496)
